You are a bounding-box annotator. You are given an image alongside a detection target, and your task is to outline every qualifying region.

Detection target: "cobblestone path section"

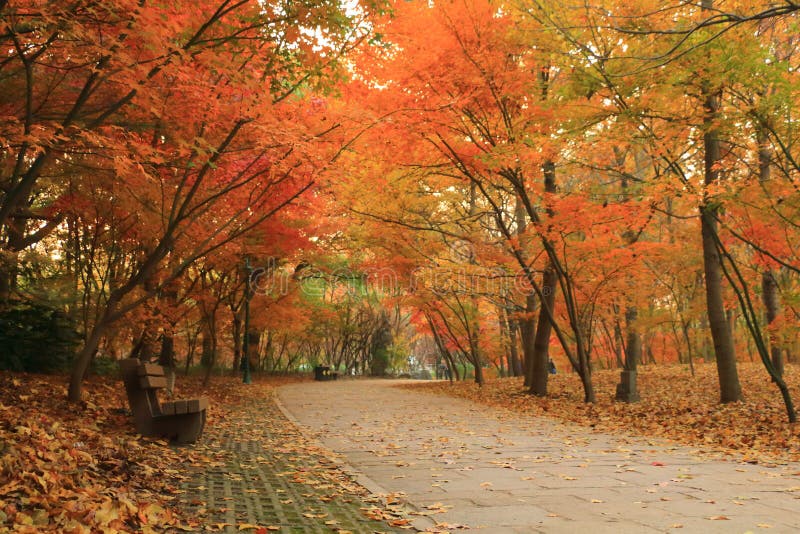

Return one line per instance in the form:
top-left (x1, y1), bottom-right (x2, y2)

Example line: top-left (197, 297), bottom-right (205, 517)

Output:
top-left (278, 379), bottom-right (800, 534)
top-left (176, 392), bottom-right (405, 533)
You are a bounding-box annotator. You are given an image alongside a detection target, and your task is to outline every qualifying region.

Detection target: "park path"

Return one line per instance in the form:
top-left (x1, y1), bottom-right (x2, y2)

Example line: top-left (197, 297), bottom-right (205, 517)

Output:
top-left (174, 391), bottom-right (405, 533)
top-left (277, 379), bottom-right (800, 533)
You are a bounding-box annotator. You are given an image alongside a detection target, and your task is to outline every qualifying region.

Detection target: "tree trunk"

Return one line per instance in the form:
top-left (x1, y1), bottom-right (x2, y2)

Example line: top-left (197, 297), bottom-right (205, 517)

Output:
top-left (520, 295), bottom-right (536, 388)
top-left (0, 217), bottom-right (26, 305)
top-left (700, 13), bottom-right (742, 403)
top-left (529, 272), bottom-right (555, 396)
top-left (231, 310), bottom-right (242, 374)
top-left (757, 125), bottom-right (784, 377)
top-left (159, 334), bottom-right (176, 396)
top-left (0, 252), bottom-right (17, 305)
top-left (246, 327), bottom-right (260, 374)
top-left (701, 191), bottom-right (742, 402)
top-left (68, 299), bottom-right (118, 402)
top-left (616, 307), bottom-right (641, 403)
top-left (496, 307), bottom-right (508, 378)
top-left (579, 359), bottom-right (595, 403)
top-left (528, 157), bottom-right (558, 396)
top-left (682, 320), bottom-right (696, 377)
top-left (507, 315), bottom-right (522, 376)
top-left (613, 318), bottom-right (625, 368)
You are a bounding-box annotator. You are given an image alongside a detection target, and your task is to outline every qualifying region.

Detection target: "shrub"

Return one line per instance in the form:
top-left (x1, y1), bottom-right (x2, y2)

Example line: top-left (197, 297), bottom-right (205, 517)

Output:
top-left (0, 300), bottom-right (80, 373)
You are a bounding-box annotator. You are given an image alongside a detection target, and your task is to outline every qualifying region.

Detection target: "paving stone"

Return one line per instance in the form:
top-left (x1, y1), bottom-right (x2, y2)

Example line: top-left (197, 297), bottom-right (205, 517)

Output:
top-left (278, 379), bottom-right (800, 532)
top-left (174, 394), bottom-right (406, 533)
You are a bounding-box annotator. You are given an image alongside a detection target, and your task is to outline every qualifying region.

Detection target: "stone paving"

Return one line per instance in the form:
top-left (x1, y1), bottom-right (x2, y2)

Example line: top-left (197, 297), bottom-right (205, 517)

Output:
top-left (277, 379), bottom-right (800, 533)
top-left (176, 393), bottom-right (405, 533)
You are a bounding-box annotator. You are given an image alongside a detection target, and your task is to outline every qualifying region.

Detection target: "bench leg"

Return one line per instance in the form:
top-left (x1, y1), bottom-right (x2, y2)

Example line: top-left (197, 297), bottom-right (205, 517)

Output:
top-left (174, 410), bottom-right (206, 445)
top-left (150, 411), bottom-right (206, 444)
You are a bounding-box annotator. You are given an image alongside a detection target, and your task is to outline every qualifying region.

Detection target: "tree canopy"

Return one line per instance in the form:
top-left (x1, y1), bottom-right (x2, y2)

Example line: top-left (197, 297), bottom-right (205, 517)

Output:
top-left (2, 0), bottom-right (800, 421)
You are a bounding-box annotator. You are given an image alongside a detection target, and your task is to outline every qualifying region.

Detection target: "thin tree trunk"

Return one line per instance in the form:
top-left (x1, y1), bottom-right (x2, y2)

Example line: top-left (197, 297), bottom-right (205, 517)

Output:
top-left (681, 320), bottom-right (696, 376)
top-left (159, 334), bottom-right (176, 396)
top-left (520, 295), bottom-right (536, 388)
top-left (757, 126), bottom-right (784, 377)
top-left (528, 158), bottom-right (557, 396)
top-left (507, 314), bottom-right (522, 376)
top-left (496, 306), bottom-right (509, 378)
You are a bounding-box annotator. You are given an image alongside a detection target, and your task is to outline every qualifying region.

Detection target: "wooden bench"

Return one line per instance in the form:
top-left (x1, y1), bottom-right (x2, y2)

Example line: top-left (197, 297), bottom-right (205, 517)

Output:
top-left (313, 365), bottom-right (338, 381)
top-left (119, 358), bottom-right (208, 444)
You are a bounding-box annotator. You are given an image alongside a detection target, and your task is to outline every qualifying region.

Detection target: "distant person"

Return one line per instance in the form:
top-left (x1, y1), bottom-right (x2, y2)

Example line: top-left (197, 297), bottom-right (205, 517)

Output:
top-left (439, 364), bottom-right (451, 380)
top-left (548, 358), bottom-right (557, 375)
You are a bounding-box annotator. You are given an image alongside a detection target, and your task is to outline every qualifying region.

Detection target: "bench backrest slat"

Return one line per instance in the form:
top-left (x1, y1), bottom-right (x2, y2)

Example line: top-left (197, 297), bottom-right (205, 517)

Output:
top-left (137, 363), bottom-right (165, 377)
top-left (120, 358), bottom-right (163, 419)
top-left (139, 375), bottom-right (168, 389)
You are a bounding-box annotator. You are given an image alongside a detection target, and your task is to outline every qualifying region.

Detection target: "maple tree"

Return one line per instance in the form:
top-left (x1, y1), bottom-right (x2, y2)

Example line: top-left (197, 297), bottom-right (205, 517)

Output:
top-left (1, 0), bottom-right (388, 400)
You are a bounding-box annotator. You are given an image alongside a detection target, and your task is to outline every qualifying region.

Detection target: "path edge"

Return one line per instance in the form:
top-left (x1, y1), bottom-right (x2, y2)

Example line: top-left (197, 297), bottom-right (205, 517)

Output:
top-left (273, 385), bottom-right (437, 531)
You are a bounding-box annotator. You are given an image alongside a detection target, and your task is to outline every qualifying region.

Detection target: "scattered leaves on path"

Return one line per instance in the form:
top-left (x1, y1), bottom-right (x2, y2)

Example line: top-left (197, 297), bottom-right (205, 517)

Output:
top-left (408, 363), bottom-right (800, 463)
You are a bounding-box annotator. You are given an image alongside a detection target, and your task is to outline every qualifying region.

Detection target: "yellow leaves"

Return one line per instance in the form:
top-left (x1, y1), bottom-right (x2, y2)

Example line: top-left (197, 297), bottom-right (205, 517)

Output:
top-left (137, 502), bottom-right (167, 525)
top-left (234, 524), bottom-right (283, 533)
top-left (94, 500), bottom-right (120, 526)
top-left (13, 512), bottom-right (33, 526)
top-left (412, 502), bottom-right (451, 517)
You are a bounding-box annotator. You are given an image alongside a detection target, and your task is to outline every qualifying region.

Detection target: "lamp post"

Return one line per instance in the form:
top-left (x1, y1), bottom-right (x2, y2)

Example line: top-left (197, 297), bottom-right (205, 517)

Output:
top-left (242, 257), bottom-right (252, 384)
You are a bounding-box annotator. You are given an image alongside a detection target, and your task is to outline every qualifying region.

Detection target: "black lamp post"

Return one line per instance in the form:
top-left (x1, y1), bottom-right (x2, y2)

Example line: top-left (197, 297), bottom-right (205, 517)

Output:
top-left (242, 257), bottom-right (252, 384)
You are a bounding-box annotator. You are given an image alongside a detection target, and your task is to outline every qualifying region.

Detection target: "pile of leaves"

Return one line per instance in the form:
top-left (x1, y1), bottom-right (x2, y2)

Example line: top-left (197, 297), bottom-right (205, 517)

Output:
top-left (0, 370), bottom-right (295, 533)
top-left (412, 362), bottom-right (800, 463)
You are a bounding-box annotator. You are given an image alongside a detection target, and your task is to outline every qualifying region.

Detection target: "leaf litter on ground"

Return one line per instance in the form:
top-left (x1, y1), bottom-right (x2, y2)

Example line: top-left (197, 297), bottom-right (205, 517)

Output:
top-left (0, 372), bottom-right (412, 532)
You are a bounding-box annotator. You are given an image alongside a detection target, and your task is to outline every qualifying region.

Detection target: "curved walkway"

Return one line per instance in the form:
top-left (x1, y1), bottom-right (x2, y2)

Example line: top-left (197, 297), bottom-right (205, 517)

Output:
top-left (277, 379), bottom-right (800, 533)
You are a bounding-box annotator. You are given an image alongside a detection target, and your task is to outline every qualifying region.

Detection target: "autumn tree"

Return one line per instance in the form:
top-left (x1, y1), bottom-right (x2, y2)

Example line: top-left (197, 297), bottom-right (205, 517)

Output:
top-left (0, 0), bottom-right (386, 400)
